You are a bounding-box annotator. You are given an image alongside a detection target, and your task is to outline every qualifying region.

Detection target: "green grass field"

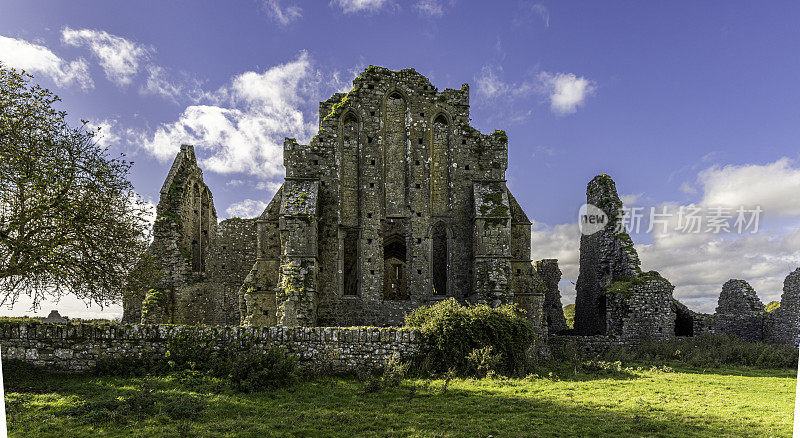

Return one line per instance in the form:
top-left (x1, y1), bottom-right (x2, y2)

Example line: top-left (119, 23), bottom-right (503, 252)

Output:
top-left (5, 363), bottom-right (796, 437)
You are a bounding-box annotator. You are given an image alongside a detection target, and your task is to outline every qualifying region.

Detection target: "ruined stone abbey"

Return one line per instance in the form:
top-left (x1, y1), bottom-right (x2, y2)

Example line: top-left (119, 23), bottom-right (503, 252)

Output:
top-left (122, 66), bottom-right (800, 349)
top-left (123, 66), bottom-right (543, 330)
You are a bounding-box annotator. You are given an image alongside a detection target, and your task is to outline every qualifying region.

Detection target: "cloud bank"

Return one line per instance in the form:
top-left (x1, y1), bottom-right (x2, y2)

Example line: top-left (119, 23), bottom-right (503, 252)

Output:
top-left (0, 35), bottom-right (92, 89)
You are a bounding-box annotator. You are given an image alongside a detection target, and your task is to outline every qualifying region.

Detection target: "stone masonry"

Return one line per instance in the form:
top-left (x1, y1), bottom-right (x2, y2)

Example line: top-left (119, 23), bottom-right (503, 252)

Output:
top-left (766, 268), bottom-right (800, 346)
top-left (0, 321), bottom-right (421, 373)
top-left (123, 145), bottom-right (257, 326)
top-left (573, 175), bottom-right (675, 342)
top-left (123, 66), bottom-right (547, 331)
top-left (239, 66), bottom-right (546, 328)
top-left (118, 68), bottom-right (800, 350)
top-left (713, 279), bottom-right (766, 342)
top-left (536, 259), bottom-right (568, 334)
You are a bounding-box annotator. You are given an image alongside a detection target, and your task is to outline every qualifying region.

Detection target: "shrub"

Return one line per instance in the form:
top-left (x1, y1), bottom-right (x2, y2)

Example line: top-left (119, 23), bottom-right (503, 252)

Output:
top-left (95, 354), bottom-right (161, 377)
top-left (357, 353), bottom-right (410, 394)
top-left (466, 346), bottom-right (502, 378)
top-left (94, 338), bottom-right (299, 393)
top-left (404, 298), bottom-right (536, 376)
top-left (228, 347), bottom-right (298, 393)
top-left (65, 382), bottom-right (207, 425)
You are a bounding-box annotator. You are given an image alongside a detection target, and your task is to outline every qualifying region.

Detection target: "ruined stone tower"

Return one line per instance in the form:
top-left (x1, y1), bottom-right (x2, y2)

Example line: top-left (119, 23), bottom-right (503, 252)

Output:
top-left (573, 174), bottom-right (675, 341)
top-left (766, 268), bottom-right (800, 346)
top-left (124, 145), bottom-right (256, 326)
top-left (536, 259), bottom-right (568, 334)
top-left (241, 66), bottom-right (545, 327)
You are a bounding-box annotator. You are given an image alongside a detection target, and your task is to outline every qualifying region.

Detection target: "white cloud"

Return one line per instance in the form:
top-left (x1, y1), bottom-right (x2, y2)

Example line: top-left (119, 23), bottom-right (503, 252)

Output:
top-left (475, 65), bottom-right (509, 100)
top-left (255, 180), bottom-right (283, 196)
top-left (538, 72), bottom-right (595, 115)
top-left (513, 1), bottom-right (549, 27)
top-left (140, 51), bottom-right (327, 179)
top-left (638, 220), bottom-right (800, 312)
top-left (263, 0), bottom-right (303, 25)
top-left (531, 221), bottom-right (581, 305)
top-left (331, 0), bottom-right (393, 14)
top-left (141, 65), bottom-right (183, 100)
top-left (140, 64), bottom-right (208, 102)
top-left (474, 66), bottom-right (595, 119)
top-left (697, 158), bottom-right (800, 217)
top-left (414, 0), bottom-right (444, 17)
top-left (90, 119), bottom-right (122, 148)
top-left (61, 27), bottom-right (150, 86)
top-left (0, 35), bottom-right (93, 89)
top-left (226, 199), bottom-right (269, 218)
top-left (679, 181), bottom-right (697, 195)
top-left (532, 221), bottom-right (581, 279)
top-left (620, 193), bottom-right (643, 206)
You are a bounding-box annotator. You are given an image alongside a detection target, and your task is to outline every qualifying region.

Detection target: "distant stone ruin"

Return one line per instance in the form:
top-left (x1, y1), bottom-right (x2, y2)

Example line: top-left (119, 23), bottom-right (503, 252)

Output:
top-left (122, 145), bottom-right (256, 326)
top-left (536, 259), bottom-right (568, 334)
top-left (713, 280), bottom-right (766, 342)
top-left (565, 174), bottom-right (799, 347)
top-left (766, 269), bottom-right (800, 346)
top-left (573, 175), bottom-right (675, 342)
top-left (42, 310), bottom-right (67, 324)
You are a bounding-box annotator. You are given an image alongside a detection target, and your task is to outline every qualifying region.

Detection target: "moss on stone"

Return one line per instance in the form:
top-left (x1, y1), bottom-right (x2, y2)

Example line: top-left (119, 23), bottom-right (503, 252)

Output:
top-left (607, 271), bottom-right (670, 298)
top-left (491, 129), bottom-right (508, 141)
top-left (141, 289), bottom-right (168, 319)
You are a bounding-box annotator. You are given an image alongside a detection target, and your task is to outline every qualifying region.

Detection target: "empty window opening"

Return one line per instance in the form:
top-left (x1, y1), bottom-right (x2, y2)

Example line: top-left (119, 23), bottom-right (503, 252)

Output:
top-left (383, 233), bottom-right (408, 300)
top-left (432, 222), bottom-right (448, 296)
top-left (343, 230), bottom-right (359, 296)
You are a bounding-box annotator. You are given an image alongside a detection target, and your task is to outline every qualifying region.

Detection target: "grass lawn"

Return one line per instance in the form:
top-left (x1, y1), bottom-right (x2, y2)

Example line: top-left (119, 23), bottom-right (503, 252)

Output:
top-left (5, 364), bottom-right (796, 437)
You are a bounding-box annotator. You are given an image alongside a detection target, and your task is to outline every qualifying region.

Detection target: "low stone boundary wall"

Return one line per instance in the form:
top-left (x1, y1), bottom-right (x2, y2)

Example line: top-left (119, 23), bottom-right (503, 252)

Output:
top-left (0, 322), bottom-right (423, 373)
top-left (549, 335), bottom-right (631, 356)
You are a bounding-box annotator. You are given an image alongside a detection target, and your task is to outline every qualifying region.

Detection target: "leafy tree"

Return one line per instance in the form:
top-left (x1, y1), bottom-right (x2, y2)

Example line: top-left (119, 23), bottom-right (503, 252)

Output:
top-left (0, 64), bottom-right (150, 308)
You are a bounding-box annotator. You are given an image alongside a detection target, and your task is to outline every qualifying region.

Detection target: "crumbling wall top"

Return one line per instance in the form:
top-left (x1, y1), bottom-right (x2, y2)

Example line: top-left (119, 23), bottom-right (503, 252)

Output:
top-left (160, 144), bottom-right (199, 196)
top-left (716, 279), bottom-right (764, 314)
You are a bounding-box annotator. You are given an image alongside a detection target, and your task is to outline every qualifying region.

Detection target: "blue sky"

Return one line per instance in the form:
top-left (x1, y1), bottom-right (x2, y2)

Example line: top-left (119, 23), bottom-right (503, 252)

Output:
top-left (2, 0), bottom-right (800, 317)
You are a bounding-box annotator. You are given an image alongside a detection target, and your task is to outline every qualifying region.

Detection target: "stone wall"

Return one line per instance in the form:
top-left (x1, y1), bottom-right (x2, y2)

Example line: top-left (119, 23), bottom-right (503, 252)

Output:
top-left (766, 268), bottom-right (800, 346)
top-left (606, 275), bottom-right (675, 342)
top-left (125, 145), bottom-right (219, 325)
top-left (536, 259), bottom-right (568, 334)
top-left (574, 175), bottom-right (644, 336)
top-left (713, 279), bottom-right (766, 342)
top-left (0, 322), bottom-right (422, 373)
top-left (549, 334), bottom-right (631, 357)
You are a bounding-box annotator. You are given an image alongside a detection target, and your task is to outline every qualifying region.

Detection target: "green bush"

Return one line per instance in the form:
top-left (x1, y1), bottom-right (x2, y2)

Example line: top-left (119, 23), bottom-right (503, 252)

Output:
top-left (404, 298), bottom-right (536, 376)
top-left (356, 352), bottom-right (410, 394)
top-left (65, 382), bottom-right (207, 425)
top-left (95, 354), bottom-right (161, 377)
top-left (466, 346), bottom-right (502, 378)
top-left (228, 347), bottom-right (298, 393)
